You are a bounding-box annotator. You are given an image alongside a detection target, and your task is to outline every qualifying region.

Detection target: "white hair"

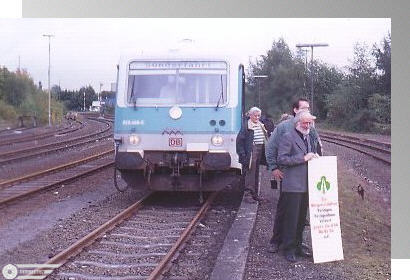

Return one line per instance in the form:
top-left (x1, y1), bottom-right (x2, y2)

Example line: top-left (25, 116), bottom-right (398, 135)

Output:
top-left (248, 107), bottom-right (262, 115)
top-left (294, 110), bottom-right (316, 123)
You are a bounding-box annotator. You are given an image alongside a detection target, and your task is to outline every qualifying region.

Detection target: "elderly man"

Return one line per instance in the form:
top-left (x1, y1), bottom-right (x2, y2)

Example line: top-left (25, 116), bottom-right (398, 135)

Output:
top-left (236, 107), bottom-right (269, 202)
top-left (277, 110), bottom-right (319, 262)
top-left (266, 97), bottom-right (322, 253)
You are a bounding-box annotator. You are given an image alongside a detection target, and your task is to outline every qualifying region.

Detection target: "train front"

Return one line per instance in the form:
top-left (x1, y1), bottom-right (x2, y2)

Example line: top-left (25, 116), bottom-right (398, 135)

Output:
top-left (114, 57), bottom-right (244, 191)
top-left (114, 55), bottom-right (243, 192)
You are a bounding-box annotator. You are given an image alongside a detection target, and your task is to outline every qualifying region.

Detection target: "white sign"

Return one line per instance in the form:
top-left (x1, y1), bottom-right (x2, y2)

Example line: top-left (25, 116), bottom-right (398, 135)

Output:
top-left (129, 61), bottom-right (227, 70)
top-left (308, 156), bottom-right (344, 263)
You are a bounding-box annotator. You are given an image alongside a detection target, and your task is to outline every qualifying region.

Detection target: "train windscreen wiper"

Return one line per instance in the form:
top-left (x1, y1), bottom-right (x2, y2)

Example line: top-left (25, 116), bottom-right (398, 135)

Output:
top-left (128, 76), bottom-right (135, 103)
top-left (215, 75), bottom-right (224, 111)
top-left (128, 76), bottom-right (137, 110)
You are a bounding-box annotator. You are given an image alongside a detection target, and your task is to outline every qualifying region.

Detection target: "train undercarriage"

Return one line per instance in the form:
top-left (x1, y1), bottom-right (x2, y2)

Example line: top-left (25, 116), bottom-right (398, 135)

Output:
top-left (114, 150), bottom-right (241, 193)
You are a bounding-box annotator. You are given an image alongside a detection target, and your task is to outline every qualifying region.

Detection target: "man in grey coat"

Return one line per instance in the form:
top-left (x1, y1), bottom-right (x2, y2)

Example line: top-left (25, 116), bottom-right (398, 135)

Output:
top-left (266, 98), bottom-right (321, 253)
top-left (277, 110), bottom-right (319, 262)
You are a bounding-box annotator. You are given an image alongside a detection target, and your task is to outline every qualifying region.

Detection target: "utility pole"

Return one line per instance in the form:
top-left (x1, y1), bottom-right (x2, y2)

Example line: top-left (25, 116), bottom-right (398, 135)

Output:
top-left (253, 75), bottom-right (268, 108)
top-left (99, 82), bottom-right (103, 101)
top-left (43, 34), bottom-right (55, 126)
top-left (296, 43), bottom-right (329, 114)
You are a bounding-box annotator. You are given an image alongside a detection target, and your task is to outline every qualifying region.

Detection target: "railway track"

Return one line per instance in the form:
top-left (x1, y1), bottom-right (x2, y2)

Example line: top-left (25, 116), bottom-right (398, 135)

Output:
top-left (320, 132), bottom-right (391, 165)
top-left (0, 150), bottom-right (114, 206)
top-left (0, 120), bottom-right (83, 147)
top-left (0, 125), bottom-right (32, 135)
top-left (0, 118), bottom-right (112, 165)
top-left (30, 192), bottom-right (217, 280)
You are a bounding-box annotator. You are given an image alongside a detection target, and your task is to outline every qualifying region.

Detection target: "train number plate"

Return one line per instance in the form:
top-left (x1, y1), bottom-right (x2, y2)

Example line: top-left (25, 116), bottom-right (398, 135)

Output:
top-left (169, 137), bottom-right (182, 147)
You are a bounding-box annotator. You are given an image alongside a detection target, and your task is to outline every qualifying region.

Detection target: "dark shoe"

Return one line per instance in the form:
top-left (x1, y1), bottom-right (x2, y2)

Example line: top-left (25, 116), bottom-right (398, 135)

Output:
top-left (296, 248), bottom-right (312, 258)
top-left (244, 187), bottom-right (255, 194)
top-left (301, 243), bottom-right (310, 250)
top-left (252, 195), bottom-right (264, 202)
top-left (285, 252), bottom-right (297, 263)
top-left (267, 243), bottom-right (280, 253)
top-left (243, 193), bottom-right (257, 204)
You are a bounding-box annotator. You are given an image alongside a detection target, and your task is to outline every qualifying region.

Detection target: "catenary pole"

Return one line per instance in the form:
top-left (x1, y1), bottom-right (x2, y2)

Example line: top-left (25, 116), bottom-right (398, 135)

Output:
top-left (296, 43), bottom-right (328, 114)
top-left (43, 34), bottom-right (54, 126)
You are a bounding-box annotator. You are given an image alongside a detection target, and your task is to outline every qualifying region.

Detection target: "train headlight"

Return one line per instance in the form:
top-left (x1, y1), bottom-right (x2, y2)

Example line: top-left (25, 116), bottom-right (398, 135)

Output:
top-left (169, 106), bottom-right (182, 120)
top-left (129, 134), bottom-right (140, 145)
top-left (211, 135), bottom-right (224, 146)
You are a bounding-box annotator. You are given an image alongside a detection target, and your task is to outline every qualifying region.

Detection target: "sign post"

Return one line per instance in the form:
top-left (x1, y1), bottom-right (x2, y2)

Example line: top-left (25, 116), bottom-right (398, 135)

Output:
top-left (308, 156), bottom-right (344, 263)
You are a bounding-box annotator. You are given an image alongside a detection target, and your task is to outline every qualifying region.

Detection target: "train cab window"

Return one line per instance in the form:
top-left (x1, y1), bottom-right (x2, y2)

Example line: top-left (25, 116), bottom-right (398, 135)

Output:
top-left (127, 61), bottom-right (228, 106)
top-left (179, 73), bottom-right (227, 105)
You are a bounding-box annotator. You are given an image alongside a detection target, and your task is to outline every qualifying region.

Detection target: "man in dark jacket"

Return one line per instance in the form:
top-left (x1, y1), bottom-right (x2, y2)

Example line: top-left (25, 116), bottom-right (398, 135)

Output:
top-left (277, 110), bottom-right (319, 262)
top-left (236, 107), bottom-right (268, 202)
top-left (266, 97), bottom-right (322, 254)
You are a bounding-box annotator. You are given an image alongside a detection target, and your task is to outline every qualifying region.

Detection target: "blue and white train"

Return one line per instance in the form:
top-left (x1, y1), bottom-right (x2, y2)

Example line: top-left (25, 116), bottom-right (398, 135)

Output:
top-left (113, 51), bottom-right (245, 192)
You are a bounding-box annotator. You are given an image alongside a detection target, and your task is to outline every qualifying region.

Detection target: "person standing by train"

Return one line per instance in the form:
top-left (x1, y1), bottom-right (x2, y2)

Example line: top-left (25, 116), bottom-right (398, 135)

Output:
top-left (236, 107), bottom-right (269, 202)
top-left (265, 97), bottom-right (322, 254)
top-left (276, 110), bottom-right (319, 262)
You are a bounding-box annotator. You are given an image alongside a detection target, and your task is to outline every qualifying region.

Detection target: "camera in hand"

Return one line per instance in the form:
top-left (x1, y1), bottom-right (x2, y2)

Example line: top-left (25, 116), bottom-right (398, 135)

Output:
top-left (270, 179), bottom-right (278, 189)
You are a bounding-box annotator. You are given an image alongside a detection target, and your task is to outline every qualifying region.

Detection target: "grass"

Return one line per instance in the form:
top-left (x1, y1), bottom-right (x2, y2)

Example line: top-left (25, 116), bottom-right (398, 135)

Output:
top-left (337, 164), bottom-right (391, 279)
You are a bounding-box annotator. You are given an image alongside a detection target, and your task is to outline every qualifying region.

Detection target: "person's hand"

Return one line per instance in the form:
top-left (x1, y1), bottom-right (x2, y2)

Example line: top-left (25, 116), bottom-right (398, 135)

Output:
top-left (272, 169), bottom-right (283, 180)
top-left (304, 152), bottom-right (317, 161)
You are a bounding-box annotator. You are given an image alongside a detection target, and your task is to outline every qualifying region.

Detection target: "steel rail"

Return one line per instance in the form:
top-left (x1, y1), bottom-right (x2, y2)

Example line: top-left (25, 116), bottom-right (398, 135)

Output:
top-left (0, 159), bottom-right (114, 206)
top-left (27, 192), bottom-right (153, 279)
top-left (319, 130), bottom-right (390, 148)
top-left (0, 149), bottom-right (114, 188)
top-left (320, 133), bottom-right (390, 154)
top-left (147, 191), bottom-right (218, 280)
top-left (0, 122), bottom-right (112, 163)
top-left (30, 192), bottom-right (217, 279)
top-left (322, 138), bottom-right (390, 165)
top-left (0, 120), bottom-right (83, 146)
top-left (0, 126), bottom-right (30, 135)
top-left (0, 132), bottom-right (113, 164)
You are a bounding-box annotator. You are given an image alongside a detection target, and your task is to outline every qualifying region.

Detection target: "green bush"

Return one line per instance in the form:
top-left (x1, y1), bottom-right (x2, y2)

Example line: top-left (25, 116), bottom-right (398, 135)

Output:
top-left (372, 122), bottom-right (391, 135)
top-left (347, 109), bottom-right (377, 132)
top-left (368, 93), bottom-right (390, 124)
top-left (0, 100), bottom-right (17, 121)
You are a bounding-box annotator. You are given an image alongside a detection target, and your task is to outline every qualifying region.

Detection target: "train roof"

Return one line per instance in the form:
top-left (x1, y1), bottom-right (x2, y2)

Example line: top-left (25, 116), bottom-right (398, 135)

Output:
top-left (119, 49), bottom-right (243, 65)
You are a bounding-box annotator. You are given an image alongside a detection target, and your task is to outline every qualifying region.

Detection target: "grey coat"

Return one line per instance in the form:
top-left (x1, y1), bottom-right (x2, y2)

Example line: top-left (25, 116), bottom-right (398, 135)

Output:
top-left (277, 128), bottom-right (317, 193)
top-left (265, 116), bottom-right (321, 171)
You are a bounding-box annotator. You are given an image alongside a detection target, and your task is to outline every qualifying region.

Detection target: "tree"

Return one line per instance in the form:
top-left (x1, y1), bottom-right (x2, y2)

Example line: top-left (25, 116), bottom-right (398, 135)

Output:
top-left (79, 86), bottom-right (97, 111)
top-left (372, 33), bottom-right (391, 96)
top-left (368, 93), bottom-right (390, 124)
top-left (347, 43), bottom-right (376, 108)
top-left (247, 38), bottom-right (305, 120)
top-left (312, 62), bottom-right (344, 119)
top-left (51, 85), bottom-right (62, 100)
top-left (246, 36), bottom-right (390, 133)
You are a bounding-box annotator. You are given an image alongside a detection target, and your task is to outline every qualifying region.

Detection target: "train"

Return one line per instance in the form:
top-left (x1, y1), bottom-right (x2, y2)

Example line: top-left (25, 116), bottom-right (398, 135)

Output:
top-left (113, 51), bottom-right (245, 194)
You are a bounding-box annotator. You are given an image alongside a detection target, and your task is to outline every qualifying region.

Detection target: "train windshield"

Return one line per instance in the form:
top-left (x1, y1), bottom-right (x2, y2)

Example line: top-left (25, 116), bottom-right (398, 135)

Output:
top-left (127, 61), bottom-right (228, 106)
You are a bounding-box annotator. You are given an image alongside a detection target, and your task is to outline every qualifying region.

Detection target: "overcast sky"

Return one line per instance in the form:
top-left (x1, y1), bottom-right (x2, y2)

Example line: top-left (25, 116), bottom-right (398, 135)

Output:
top-left (0, 18), bottom-right (390, 92)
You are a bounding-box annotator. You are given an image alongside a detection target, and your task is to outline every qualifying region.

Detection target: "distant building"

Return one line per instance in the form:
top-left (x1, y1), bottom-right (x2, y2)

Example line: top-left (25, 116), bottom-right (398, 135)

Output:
top-left (90, 100), bottom-right (101, 112)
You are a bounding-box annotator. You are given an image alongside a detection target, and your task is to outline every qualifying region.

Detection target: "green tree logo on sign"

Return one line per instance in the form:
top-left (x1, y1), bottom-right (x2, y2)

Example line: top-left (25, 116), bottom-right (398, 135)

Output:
top-left (317, 176), bottom-right (331, 194)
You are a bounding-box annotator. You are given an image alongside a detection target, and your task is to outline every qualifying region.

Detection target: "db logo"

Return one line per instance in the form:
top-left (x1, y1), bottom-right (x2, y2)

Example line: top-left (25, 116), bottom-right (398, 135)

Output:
top-left (2, 264), bottom-right (18, 279)
top-left (169, 137), bottom-right (182, 147)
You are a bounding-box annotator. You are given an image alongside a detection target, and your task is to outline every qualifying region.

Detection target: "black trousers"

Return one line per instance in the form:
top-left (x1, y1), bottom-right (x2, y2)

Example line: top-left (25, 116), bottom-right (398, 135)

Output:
top-left (280, 192), bottom-right (309, 254)
top-left (244, 144), bottom-right (263, 195)
top-left (271, 190), bottom-right (285, 245)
